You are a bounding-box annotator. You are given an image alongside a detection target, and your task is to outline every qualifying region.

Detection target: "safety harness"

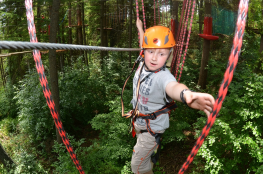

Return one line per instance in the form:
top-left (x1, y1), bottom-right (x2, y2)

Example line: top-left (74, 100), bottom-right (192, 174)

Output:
top-left (121, 50), bottom-right (177, 163)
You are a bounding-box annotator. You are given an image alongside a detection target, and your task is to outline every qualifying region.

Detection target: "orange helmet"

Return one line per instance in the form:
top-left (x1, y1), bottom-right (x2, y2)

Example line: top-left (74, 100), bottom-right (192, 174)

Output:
top-left (142, 26), bottom-right (176, 49)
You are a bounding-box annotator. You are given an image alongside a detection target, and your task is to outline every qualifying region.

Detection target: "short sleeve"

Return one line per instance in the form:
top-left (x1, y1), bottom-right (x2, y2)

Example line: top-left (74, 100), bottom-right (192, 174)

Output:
top-left (157, 69), bottom-right (177, 102)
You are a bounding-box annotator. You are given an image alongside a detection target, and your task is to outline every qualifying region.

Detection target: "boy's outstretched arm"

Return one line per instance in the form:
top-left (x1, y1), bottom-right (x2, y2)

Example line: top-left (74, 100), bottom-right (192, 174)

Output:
top-left (136, 18), bottom-right (144, 48)
top-left (166, 81), bottom-right (215, 118)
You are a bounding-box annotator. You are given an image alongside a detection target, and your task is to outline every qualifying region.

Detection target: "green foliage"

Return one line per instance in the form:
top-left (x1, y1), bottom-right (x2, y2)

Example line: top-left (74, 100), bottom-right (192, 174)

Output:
top-left (0, 151), bottom-right (49, 174)
top-left (0, 117), bottom-right (18, 135)
top-left (90, 94), bottom-right (135, 170)
top-left (193, 69), bottom-right (263, 173)
top-left (0, 82), bottom-right (18, 119)
top-left (59, 58), bottom-right (107, 133)
top-left (0, 87), bottom-right (11, 118)
top-left (52, 134), bottom-right (122, 174)
top-left (14, 71), bottom-right (54, 144)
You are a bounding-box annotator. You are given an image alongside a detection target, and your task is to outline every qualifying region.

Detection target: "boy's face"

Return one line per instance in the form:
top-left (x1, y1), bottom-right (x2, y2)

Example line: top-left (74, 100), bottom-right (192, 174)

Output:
top-left (144, 48), bottom-right (170, 71)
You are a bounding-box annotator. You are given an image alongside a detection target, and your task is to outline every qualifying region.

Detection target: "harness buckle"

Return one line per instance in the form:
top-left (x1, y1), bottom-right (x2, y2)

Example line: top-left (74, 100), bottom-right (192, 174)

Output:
top-left (135, 50), bottom-right (144, 63)
top-left (149, 113), bottom-right (157, 120)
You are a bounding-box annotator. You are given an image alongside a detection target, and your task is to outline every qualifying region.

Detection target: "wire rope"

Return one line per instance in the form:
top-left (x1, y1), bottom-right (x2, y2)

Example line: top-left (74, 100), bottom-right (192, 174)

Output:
top-left (0, 41), bottom-right (140, 52)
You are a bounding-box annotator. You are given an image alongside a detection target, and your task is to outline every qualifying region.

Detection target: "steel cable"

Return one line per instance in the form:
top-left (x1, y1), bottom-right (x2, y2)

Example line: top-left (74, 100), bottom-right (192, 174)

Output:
top-left (0, 41), bottom-right (140, 52)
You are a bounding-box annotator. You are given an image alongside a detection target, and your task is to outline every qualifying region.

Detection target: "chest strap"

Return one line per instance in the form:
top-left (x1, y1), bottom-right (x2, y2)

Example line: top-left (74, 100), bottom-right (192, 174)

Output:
top-left (138, 101), bottom-right (177, 120)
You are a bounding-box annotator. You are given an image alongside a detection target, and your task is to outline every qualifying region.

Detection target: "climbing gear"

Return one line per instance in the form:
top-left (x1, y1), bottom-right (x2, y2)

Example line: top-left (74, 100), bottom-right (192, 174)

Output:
top-left (129, 101), bottom-right (177, 138)
top-left (142, 26), bottom-right (176, 49)
top-left (121, 48), bottom-right (177, 138)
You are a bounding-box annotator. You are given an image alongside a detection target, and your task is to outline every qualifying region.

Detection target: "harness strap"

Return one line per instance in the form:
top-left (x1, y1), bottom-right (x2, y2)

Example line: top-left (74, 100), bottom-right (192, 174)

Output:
top-left (121, 50), bottom-right (144, 119)
top-left (138, 101), bottom-right (177, 120)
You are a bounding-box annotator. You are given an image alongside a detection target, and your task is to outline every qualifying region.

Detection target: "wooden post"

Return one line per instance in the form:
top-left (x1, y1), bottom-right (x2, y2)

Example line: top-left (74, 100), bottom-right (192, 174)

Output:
top-left (198, 0), bottom-right (211, 89)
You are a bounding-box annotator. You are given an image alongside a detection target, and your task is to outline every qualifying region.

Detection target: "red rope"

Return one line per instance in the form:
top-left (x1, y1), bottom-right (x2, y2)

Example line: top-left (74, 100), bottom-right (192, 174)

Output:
top-left (25, 1), bottom-right (85, 174)
top-left (165, 0), bottom-right (167, 26)
top-left (177, 0), bottom-right (195, 82)
top-left (162, 1), bottom-right (164, 25)
top-left (175, 0), bottom-right (191, 78)
top-left (170, 0), bottom-right (187, 75)
top-left (141, 0), bottom-right (146, 31)
top-left (154, 0), bottom-right (156, 26)
top-left (136, 0), bottom-right (140, 46)
top-left (178, 0), bottom-right (249, 173)
top-left (158, 0), bottom-right (160, 24)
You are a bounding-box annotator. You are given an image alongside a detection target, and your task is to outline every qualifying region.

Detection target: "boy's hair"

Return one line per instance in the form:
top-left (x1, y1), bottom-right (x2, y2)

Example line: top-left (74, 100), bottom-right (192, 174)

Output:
top-left (142, 26), bottom-right (176, 49)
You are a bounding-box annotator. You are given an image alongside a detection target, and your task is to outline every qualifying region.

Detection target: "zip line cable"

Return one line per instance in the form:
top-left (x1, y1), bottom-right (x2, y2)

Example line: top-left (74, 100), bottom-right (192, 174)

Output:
top-left (0, 41), bottom-right (140, 52)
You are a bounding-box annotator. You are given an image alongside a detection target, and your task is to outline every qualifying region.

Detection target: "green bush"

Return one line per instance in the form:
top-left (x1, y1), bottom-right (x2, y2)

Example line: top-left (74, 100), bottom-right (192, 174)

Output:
top-left (0, 83), bottom-right (18, 119)
top-left (193, 70), bottom-right (263, 173)
top-left (14, 71), bottom-right (54, 144)
top-left (0, 117), bottom-right (18, 135)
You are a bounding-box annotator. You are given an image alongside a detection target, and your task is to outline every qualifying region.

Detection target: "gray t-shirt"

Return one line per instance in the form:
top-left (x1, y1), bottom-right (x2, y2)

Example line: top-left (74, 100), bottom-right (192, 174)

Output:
top-left (131, 62), bottom-right (177, 131)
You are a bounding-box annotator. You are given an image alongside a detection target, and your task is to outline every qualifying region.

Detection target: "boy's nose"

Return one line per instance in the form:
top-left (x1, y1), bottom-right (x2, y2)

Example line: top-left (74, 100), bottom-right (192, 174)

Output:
top-left (152, 53), bottom-right (157, 61)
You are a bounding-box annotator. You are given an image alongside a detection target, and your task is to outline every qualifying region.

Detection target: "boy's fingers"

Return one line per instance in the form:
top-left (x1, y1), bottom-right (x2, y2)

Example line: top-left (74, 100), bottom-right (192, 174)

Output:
top-left (204, 109), bottom-right (210, 118)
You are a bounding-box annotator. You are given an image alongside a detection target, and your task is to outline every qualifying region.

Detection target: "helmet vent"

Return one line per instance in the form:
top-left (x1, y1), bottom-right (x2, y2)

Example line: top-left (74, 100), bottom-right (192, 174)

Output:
top-left (164, 35), bottom-right (169, 45)
top-left (144, 36), bottom-right (148, 45)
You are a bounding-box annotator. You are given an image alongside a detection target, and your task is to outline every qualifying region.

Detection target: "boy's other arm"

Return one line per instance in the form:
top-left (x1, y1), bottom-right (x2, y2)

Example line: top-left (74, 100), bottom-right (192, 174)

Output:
top-left (136, 18), bottom-right (144, 48)
top-left (166, 81), bottom-right (215, 118)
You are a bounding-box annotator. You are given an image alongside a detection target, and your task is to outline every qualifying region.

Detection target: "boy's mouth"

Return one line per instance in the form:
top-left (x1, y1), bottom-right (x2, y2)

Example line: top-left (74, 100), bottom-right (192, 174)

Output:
top-left (150, 62), bottom-right (157, 66)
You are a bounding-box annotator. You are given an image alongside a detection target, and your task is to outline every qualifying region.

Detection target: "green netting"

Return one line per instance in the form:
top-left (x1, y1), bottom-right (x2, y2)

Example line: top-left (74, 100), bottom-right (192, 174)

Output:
top-left (212, 5), bottom-right (237, 35)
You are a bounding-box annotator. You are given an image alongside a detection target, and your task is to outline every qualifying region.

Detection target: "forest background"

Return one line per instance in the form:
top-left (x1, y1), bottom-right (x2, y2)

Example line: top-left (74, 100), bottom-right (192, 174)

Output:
top-left (0, 0), bottom-right (263, 173)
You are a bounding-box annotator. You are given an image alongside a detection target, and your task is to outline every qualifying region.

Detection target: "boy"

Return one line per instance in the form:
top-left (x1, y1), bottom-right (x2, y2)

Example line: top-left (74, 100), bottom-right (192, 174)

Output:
top-left (130, 19), bottom-right (215, 174)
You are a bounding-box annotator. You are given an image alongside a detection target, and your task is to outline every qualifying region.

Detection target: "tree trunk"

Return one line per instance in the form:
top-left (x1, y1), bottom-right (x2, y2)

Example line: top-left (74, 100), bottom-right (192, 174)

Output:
top-left (61, 15), bottom-right (65, 71)
top-left (129, 0), bottom-right (133, 67)
top-left (37, 3), bottom-right (41, 42)
top-left (198, 0), bottom-right (211, 89)
top-left (82, 1), bottom-right (88, 66)
top-left (0, 142), bottom-right (15, 170)
top-left (100, 0), bottom-right (107, 66)
top-left (77, 0), bottom-right (83, 47)
top-left (49, 0), bottom-right (62, 144)
top-left (199, 0), bottom-right (204, 35)
top-left (68, 1), bottom-right (72, 66)
top-left (0, 56), bottom-right (5, 87)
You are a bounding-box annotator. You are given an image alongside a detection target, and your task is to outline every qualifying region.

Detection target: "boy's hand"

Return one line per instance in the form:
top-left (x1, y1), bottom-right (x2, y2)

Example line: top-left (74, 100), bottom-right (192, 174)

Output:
top-left (184, 91), bottom-right (215, 118)
top-left (136, 18), bottom-right (143, 31)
